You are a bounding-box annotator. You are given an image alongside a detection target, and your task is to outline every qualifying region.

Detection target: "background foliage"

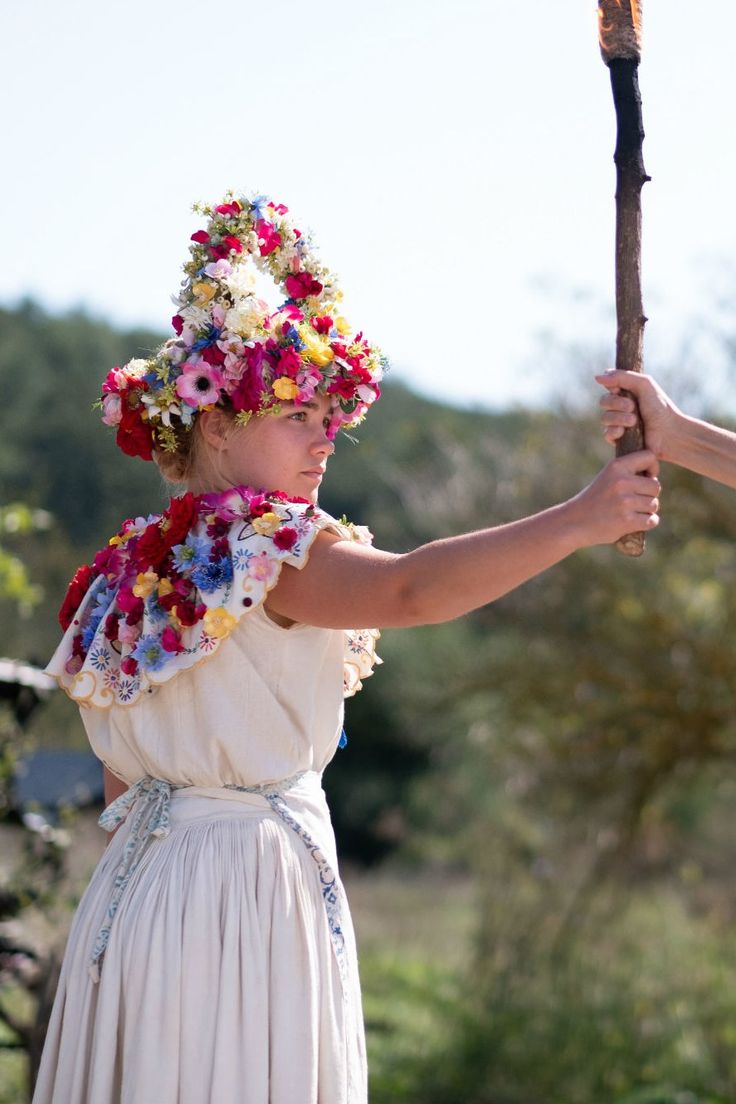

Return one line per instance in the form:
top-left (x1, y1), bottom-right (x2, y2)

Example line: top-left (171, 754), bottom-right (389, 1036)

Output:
top-left (3, 302), bottom-right (736, 1102)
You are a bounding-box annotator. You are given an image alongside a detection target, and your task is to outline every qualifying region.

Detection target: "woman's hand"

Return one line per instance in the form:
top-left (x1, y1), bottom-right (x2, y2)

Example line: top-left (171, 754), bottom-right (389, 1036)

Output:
top-left (566, 449), bottom-right (660, 548)
top-left (596, 370), bottom-right (681, 459)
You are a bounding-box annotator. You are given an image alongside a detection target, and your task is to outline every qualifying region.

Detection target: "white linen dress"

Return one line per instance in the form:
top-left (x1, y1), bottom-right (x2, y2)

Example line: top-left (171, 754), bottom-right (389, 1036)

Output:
top-left (33, 499), bottom-right (380, 1104)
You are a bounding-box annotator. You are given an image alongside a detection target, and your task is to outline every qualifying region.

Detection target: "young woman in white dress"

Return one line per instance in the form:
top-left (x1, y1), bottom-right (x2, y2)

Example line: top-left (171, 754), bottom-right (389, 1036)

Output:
top-left (34, 195), bottom-right (660, 1104)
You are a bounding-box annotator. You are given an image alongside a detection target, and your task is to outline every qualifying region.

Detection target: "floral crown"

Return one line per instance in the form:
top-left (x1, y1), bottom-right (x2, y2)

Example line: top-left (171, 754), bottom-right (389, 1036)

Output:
top-left (100, 193), bottom-right (387, 460)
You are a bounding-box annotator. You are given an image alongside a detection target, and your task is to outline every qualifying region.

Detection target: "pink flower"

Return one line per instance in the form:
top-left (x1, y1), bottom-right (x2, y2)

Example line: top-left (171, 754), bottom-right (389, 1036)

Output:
top-left (285, 272), bottom-right (323, 300)
top-left (101, 393), bottom-right (122, 426)
top-left (270, 304), bottom-right (304, 326)
top-left (296, 367), bottom-right (321, 404)
top-left (117, 620), bottom-right (142, 645)
top-left (247, 552), bottom-right (280, 585)
top-left (312, 316), bottom-right (333, 335)
top-left (204, 259), bottom-right (233, 279)
top-left (161, 626), bottom-right (184, 654)
top-left (255, 219), bottom-right (282, 257)
top-left (273, 527), bottom-right (298, 551)
top-left (175, 360), bottom-right (225, 408)
top-left (65, 654), bottom-right (83, 675)
top-left (191, 230), bottom-right (210, 244)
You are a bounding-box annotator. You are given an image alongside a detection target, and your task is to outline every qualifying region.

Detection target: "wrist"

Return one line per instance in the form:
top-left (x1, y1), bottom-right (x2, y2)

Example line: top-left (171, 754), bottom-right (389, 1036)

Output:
top-left (662, 409), bottom-right (698, 466)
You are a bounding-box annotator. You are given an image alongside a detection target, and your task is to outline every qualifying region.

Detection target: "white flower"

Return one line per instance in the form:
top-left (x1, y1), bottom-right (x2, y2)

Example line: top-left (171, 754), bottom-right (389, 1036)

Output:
top-left (224, 265), bottom-right (257, 299)
top-left (179, 304), bottom-right (211, 330)
top-left (141, 392), bottom-right (181, 427)
top-left (225, 299), bottom-right (267, 336)
top-left (125, 358), bottom-right (149, 379)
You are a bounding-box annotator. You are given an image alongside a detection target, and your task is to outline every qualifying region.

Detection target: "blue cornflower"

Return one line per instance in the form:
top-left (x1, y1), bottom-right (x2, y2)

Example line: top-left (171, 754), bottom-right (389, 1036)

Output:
top-left (284, 324), bottom-right (306, 352)
top-left (191, 325), bottom-right (222, 353)
top-left (172, 533), bottom-right (211, 574)
top-left (81, 624), bottom-right (98, 651)
top-left (132, 634), bottom-right (168, 673)
top-left (191, 556), bottom-right (233, 594)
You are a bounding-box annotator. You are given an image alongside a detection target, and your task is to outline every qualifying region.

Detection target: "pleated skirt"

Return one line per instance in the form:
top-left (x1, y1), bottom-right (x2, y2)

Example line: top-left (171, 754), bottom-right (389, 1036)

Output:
top-left (32, 791), bottom-right (367, 1104)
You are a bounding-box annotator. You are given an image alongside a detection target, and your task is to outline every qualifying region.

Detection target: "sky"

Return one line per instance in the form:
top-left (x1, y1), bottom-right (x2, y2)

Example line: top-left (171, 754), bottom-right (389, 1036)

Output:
top-left (2, 0), bottom-right (735, 410)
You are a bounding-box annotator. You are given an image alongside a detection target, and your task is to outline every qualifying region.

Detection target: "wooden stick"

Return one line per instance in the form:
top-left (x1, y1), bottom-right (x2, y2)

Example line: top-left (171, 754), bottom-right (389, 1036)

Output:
top-left (598, 1), bottom-right (651, 557)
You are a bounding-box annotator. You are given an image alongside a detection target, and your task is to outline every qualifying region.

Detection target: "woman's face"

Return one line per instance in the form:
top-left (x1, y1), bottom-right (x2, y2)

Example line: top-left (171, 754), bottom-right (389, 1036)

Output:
top-left (219, 394), bottom-right (336, 502)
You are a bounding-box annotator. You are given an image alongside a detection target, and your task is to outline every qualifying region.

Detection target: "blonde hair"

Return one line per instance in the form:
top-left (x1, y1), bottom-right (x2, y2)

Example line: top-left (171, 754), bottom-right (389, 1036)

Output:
top-left (152, 422), bottom-right (202, 485)
top-left (153, 409), bottom-right (243, 488)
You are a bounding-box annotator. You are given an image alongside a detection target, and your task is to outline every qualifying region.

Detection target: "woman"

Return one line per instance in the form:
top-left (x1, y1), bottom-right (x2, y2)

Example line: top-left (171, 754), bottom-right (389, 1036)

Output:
top-left (34, 194), bottom-right (660, 1104)
top-left (599, 369), bottom-right (736, 488)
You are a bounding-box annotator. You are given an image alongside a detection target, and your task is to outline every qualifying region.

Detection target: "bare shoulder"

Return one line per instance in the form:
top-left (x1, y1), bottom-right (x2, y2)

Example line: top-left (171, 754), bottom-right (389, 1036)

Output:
top-left (266, 529), bottom-right (408, 630)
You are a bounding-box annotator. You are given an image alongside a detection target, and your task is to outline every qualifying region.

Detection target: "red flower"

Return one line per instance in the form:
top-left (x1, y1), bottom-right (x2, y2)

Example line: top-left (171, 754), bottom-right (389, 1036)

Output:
top-left (158, 576), bottom-right (191, 612)
top-left (276, 346), bottom-right (302, 378)
top-left (215, 202), bottom-right (241, 216)
top-left (59, 563), bottom-right (94, 631)
top-left (191, 230), bottom-right (210, 244)
top-left (285, 273), bottom-right (324, 300)
top-left (173, 600), bottom-right (206, 627)
top-left (273, 527), bottom-right (298, 551)
top-left (121, 656), bottom-right (138, 676)
top-left (255, 219), bottom-right (282, 257)
top-left (116, 404), bottom-right (154, 461)
top-left (104, 611), bottom-right (121, 641)
top-left (161, 626), bottom-right (185, 654)
top-left (166, 493), bottom-right (198, 546)
top-left (172, 314), bottom-right (184, 335)
top-left (133, 493), bottom-right (196, 570)
top-left (223, 234), bottom-right (243, 255)
top-left (249, 494), bottom-right (270, 517)
top-left (327, 377), bottom-right (358, 401)
top-left (312, 316), bottom-right (333, 335)
top-left (133, 523), bottom-right (169, 570)
top-left (201, 343), bottom-right (226, 367)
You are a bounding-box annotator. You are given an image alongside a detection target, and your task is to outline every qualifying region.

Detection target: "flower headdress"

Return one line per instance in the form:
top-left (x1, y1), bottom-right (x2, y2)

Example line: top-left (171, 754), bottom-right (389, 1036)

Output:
top-left (100, 193), bottom-right (387, 460)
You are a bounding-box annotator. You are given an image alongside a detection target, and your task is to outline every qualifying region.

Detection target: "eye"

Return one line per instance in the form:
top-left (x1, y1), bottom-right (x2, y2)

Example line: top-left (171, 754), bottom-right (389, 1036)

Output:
top-left (289, 411), bottom-right (307, 422)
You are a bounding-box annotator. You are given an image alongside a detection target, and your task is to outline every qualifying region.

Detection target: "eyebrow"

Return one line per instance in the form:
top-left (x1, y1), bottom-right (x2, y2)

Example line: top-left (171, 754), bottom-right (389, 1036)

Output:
top-left (298, 401), bottom-right (337, 414)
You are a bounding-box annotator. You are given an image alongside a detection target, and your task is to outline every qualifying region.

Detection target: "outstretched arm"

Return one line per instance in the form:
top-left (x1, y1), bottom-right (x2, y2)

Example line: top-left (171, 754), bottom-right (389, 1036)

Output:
top-left (267, 451), bottom-right (660, 630)
top-left (598, 370), bottom-right (736, 490)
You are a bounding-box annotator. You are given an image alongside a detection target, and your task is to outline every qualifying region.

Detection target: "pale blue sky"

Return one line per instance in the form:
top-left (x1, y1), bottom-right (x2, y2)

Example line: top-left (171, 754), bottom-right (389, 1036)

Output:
top-left (2, 0), bottom-right (735, 408)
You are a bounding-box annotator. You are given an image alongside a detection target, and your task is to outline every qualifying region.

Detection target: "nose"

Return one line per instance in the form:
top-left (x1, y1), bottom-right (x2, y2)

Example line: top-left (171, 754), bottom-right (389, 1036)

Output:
top-left (311, 428), bottom-right (335, 458)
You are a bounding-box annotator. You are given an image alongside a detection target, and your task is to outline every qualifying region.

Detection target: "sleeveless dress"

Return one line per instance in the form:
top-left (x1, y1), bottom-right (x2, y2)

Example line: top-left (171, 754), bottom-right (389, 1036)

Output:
top-left (33, 489), bottom-right (380, 1104)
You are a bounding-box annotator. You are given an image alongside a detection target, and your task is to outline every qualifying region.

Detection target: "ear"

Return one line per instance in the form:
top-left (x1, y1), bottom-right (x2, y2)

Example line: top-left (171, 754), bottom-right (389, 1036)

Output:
top-left (198, 409), bottom-right (232, 452)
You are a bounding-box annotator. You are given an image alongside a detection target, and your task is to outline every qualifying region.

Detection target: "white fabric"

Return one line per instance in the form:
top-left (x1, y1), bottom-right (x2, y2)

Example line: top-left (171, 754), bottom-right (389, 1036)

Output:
top-left (33, 605), bottom-right (372, 1104)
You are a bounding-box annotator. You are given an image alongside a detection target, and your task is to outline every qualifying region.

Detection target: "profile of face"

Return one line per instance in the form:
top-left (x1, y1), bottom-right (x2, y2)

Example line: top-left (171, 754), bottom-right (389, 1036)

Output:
top-left (194, 393), bottom-right (337, 502)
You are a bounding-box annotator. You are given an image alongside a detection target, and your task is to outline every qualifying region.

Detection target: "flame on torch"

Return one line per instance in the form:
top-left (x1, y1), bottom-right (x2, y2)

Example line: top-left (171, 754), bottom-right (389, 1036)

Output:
top-left (598, 0), bottom-right (642, 65)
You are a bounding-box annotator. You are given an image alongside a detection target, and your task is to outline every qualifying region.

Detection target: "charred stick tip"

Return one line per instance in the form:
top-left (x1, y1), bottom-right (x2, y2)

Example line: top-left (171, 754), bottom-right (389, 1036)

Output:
top-left (598, 0), bottom-right (642, 65)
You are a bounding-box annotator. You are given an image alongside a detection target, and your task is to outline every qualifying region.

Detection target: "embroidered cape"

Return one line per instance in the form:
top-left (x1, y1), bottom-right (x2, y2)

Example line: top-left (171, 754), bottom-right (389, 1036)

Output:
top-left (46, 486), bottom-right (380, 708)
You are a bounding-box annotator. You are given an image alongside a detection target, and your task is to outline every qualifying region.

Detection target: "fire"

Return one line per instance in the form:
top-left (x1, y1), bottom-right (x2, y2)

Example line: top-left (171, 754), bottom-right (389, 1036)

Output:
top-left (598, 0), bottom-right (642, 63)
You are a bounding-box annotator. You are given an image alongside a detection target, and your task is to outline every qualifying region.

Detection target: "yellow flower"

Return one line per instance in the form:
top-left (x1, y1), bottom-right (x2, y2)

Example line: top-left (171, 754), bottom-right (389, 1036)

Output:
top-left (158, 578), bottom-right (174, 598)
top-left (192, 280), bottom-right (217, 304)
top-left (133, 570), bottom-right (159, 599)
top-left (334, 315), bottom-right (351, 336)
top-left (273, 377), bottom-right (298, 401)
top-left (252, 511), bottom-right (281, 536)
top-left (203, 607), bottom-right (238, 639)
top-left (299, 327), bottom-right (334, 367)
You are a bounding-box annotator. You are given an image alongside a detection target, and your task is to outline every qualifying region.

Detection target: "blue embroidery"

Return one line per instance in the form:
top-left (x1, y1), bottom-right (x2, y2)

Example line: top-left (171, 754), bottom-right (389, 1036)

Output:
top-left (91, 772), bottom-right (349, 991)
